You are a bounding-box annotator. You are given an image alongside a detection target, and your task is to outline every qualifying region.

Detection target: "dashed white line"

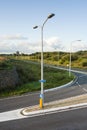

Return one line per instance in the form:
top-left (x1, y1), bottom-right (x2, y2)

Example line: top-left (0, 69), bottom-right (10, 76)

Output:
top-left (76, 82), bottom-right (87, 93)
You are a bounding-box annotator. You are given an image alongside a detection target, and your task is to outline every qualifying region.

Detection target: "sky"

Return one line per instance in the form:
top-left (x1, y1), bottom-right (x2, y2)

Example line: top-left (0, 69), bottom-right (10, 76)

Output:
top-left (0, 0), bottom-right (87, 54)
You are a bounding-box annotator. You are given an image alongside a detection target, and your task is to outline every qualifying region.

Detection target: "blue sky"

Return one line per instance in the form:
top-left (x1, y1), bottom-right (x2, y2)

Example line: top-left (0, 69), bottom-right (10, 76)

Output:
top-left (0, 0), bottom-right (87, 53)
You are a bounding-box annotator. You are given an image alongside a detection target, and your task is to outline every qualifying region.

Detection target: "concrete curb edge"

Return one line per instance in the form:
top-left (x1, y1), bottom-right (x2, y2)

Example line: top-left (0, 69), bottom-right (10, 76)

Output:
top-left (21, 102), bottom-right (87, 117)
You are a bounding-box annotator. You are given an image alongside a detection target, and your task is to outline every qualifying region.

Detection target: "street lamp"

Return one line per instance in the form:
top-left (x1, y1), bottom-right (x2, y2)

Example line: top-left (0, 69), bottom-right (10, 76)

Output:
top-left (33, 13), bottom-right (55, 108)
top-left (69, 40), bottom-right (81, 77)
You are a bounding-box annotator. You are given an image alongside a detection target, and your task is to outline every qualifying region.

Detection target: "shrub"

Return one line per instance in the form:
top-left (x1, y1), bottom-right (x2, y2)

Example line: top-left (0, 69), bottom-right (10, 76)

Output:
top-left (71, 54), bottom-right (78, 61)
top-left (82, 60), bottom-right (87, 67)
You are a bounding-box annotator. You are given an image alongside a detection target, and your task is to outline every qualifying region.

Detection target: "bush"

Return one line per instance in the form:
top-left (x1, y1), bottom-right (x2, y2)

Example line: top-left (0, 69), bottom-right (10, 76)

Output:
top-left (0, 60), bottom-right (12, 69)
top-left (82, 60), bottom-right (87, 67)
top-left (71, 54), bottom-right (78, 61)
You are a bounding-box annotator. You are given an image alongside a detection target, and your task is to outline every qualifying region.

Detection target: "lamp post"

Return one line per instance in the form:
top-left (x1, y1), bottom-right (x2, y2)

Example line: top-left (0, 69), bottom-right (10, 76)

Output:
top-left (69, 40), bottom-right (81, 77)
top-left (33, 13), bottom-right (55, 108)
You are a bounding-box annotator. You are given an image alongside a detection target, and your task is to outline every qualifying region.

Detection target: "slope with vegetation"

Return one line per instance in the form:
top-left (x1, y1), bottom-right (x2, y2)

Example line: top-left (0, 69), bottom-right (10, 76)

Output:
top-left (1, 50), bottom-right (87, 97)
top-left (0, 56), bottom-right (74, 97)
top-left (27, 51), bottom-right (87, 69)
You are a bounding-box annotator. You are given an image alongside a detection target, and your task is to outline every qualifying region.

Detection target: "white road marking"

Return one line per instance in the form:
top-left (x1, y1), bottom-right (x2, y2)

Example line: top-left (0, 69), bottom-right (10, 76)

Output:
top-left (76, 82), bottom-right (87, 93)
top-left (83, 88), bottom-right (87, 92)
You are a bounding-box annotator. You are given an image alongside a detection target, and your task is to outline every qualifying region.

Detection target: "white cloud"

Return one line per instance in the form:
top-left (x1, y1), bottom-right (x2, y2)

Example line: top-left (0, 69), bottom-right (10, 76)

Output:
top-left (0, 34), bottom-right (27, 40)
top-left (45, 36), bottom-right (60, 46)
top-left (44, 36), bottom-right (65, 51)
top-left (70, 41), bottom-right (87, 52)
top-left (0, 34), bottom-right (29, 53)
top-left (0, 36), bottom-right (66, 54)
top-left (2, 35), bottom-right (86, 54)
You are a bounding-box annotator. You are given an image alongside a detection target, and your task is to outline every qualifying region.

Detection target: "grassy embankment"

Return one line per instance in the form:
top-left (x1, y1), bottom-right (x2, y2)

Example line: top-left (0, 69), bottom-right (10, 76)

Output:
top-left (0, 58), bottom-right (74, 97)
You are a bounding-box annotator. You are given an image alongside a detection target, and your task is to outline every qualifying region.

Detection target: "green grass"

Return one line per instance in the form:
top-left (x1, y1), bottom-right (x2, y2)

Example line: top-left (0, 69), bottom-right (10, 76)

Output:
top-left (0, 59), bottom-right (12, 70)
top-left (0, 60), bottom-right (74, 97)
top-left (0, 82), bottom-right (40, 97)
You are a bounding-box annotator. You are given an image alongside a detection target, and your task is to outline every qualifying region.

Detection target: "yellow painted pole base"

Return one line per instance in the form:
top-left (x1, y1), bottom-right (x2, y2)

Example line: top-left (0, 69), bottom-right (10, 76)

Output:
top-left (40, 98), bottom-right (43, 109)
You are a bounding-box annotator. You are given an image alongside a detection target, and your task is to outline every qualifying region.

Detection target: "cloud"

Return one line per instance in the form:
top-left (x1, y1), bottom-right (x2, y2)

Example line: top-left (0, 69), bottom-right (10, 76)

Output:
top-left (0, 34), bottom-right (28, 40)
top-left (0, 34), bottom-right (87, 54)
top-left (70, 41), bottom-right (87, 52)
top-left (0, 36), bottom-right (66, 54)
top-left (44, 36), bottom-right (65, 51)
top-left (0, 35), bottom-right (74, 54)
top-left (45, 37), bottom-right (60, 46)
top-left (0, 34), bottom-right (27, 54)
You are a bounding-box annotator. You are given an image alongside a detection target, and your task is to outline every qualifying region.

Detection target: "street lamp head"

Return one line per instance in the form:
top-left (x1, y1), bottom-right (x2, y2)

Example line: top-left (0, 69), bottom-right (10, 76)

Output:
top-left (47, 13), bottom-right (55, 19)
top-left (33, 26), bottom-right (38, 29)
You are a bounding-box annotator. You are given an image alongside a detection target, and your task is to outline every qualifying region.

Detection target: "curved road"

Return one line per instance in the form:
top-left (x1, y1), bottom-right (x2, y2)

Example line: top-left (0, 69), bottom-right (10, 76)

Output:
top-left (0, 66), bottom-right (87, 113)
top-left (0, 66), bottom-right (87, 130)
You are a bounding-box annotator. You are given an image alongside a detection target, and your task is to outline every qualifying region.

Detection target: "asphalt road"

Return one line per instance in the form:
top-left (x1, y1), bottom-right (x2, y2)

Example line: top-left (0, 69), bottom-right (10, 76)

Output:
top-left (0, 69), bottom-right (87, 113)
top-left (0, 106), bottom-right (87, 130)
top-left (0, 66), bottom-right (87, 129)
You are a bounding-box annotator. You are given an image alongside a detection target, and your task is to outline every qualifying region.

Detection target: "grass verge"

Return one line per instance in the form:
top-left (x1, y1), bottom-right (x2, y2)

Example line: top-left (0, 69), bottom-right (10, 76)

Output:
top-left (0, 60), bottom-right (74, 97)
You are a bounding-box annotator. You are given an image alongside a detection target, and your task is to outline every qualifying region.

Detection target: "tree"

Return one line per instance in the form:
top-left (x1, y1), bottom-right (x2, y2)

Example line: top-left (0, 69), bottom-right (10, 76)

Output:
top-left (16, 51), bottom-right (20, 56)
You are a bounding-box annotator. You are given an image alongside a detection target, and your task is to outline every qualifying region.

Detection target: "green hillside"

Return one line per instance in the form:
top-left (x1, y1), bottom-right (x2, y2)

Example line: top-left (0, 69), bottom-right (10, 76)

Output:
top-left (28, 50), bottom-right (87, 69)
top-left (0, 56), bottom-right (74, 97)
top-left (0, 50), bottom-right (87, 97)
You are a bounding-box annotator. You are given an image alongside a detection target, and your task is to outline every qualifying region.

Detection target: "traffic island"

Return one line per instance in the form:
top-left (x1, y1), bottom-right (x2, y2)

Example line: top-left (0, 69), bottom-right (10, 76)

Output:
top-left (21, 94), bottom-right (87, 116)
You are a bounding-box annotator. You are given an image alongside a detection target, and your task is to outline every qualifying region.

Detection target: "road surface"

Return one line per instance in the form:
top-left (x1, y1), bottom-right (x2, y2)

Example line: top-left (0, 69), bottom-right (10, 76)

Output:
top-left (0, 66), bottom-right (87, 129)
top-left (0, 68), bottom-right (87, 113)
top-left (0, 106), bottom-right (87, 130)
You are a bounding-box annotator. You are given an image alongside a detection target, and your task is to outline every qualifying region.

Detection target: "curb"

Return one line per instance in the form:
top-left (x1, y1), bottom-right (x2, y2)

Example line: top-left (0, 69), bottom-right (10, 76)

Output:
top-left (45, 76), bottom-right (77, 92)
top-left (21, 102), bottom-right (87, 117)
top-left (21, 94), bottom-right (87, 117)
